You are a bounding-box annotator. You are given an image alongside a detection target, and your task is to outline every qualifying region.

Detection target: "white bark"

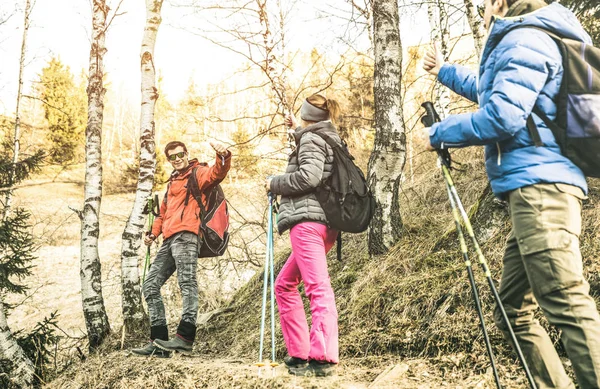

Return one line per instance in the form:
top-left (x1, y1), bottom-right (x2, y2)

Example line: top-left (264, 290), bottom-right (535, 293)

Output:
top-left (2, 0), bottom-right (31, 221)
top-left (367, 0), bottom-right (406, 255)
top-left (463, 0), bottom-right (485, 57)
top-left (120, 0), bottom-right (163, 329)
top-left (0, 2), bottom-right (36, 385)
top-left (428, 0), bottom-right (451, 118)
top-left (0, 297), bottom-right (35, 388)
top-left (80, 0), bottom-right (110, 351)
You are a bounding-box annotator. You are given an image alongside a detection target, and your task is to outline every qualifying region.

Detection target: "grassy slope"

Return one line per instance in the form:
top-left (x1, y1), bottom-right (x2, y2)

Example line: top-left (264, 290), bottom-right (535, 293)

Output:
top-left (198, 150), bottom-right (600, 374)
top-left (43, 151), bottom-right (600, 388)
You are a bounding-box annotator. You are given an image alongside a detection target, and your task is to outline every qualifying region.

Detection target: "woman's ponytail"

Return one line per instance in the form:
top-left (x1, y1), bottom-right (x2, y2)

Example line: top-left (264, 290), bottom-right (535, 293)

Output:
top-left (306, 94), bottom-right (341, 125)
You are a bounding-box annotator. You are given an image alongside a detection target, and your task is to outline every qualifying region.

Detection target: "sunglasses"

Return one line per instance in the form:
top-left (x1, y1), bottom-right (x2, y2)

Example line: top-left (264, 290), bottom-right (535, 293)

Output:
top-left (168, 151), bottom-right (186, 161)
top-left (477, 3), bottom-right (485, 18)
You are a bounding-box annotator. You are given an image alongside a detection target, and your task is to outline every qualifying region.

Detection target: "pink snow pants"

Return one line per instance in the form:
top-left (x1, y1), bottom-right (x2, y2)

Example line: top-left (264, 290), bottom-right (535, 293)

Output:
top-left (275, 222), bottom-right (339, 363)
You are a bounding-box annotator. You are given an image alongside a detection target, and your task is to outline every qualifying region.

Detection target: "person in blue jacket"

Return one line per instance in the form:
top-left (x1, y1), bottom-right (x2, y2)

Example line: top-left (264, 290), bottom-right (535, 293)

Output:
top-left (423, 0), bottom-right (600, 387)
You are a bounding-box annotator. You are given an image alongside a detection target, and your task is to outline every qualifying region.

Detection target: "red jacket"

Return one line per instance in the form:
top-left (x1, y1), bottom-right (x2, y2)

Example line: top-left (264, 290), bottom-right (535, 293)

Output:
top-left (152, 153), bottom-right (231, 239)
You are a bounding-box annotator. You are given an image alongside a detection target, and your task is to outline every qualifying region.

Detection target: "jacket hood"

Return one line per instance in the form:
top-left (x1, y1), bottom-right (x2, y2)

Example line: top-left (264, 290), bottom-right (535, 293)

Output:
top-left (482, 2), bottom-right (592, 65)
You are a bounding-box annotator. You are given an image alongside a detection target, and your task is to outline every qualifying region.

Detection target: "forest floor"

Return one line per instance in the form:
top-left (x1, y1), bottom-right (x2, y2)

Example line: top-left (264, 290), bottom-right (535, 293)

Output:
top-left (45, 349), bottom-right (527, 389)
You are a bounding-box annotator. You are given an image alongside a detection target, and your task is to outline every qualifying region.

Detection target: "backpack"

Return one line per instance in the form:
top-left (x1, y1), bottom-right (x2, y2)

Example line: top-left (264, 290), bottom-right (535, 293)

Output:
top-left (524, 27), bottom-right (600, 178)
top-left (183, 165), bottom-right (230, 258)
top-left (299, 130), bottom-right (376, 233)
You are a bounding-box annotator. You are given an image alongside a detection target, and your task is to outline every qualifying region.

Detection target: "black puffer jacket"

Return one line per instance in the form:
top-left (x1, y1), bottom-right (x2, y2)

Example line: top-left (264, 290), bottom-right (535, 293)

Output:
top-left (270, 121), bottom-right (340, 233)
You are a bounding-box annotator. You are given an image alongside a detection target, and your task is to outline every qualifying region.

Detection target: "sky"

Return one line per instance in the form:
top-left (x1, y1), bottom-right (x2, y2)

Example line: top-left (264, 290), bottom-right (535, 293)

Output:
top-left (0, 0), bottom-right (445, 116)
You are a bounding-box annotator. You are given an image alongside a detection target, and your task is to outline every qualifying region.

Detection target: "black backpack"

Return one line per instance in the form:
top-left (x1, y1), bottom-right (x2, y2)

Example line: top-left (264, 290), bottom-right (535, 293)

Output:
top-left (300, 130), bottom-right (375, 233)
top-left (183, 165), bottom-right (230, 258)
top-left (525, 27), bottom-right (600, 177)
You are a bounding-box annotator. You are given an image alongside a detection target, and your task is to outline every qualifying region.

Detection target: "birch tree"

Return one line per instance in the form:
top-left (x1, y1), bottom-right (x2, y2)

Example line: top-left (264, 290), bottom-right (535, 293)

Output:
top-left (428, 0), bottom-right (451, 118)
top-left (120, 0), bottom-right (164, 330)
top-left (367, 0), bottom-right (405, 255)
top-left (0, 0), bottom-right (35, 382)
top-left (0, 301), bottom-right (34, 388)
top-left (77, 0), bottom-right (111, 351)
top-left (0, 1), bottom-right (37, 383)
top-left (463, 0), bottom-right (485, 55)
top-left (2, 0), bottom-right (31, 221)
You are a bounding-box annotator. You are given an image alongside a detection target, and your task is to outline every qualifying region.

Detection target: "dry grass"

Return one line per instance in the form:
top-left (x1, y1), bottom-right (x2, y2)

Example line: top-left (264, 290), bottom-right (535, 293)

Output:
top-left (194, 147), bottom-right (600, 387)
top-left (10, 148), bottom-right (600, 388)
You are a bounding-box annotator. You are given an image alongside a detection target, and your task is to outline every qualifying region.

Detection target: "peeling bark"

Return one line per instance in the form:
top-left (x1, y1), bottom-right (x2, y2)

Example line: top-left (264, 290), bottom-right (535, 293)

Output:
top-left (0, 298), bottom-right (35, 388)
top-left (80, 0), bottom-right (110, 351)
top-left (367, 0), bottom-right (406, 255)
top-left (120, 0), bottom-right (163, 331)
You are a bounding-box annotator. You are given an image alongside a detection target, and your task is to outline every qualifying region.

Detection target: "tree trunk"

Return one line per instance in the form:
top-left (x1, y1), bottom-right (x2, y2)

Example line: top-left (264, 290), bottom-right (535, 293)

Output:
top-left (0, 2), bottom-right (36, 385)
top-left (367, 0), bottom-right (406, 255)
top-left (120, 0), bottom-right (163, 330)
top-left (80, 0), bottom-right (110, 351)
top-left (463, 0), bottom-right (485, 56)
top-left (0, 298), bottom-right (35, 388)
top-left (2, 0), bottom-right (31, 221)
top-left (428, 0), bottom-right (451, 118)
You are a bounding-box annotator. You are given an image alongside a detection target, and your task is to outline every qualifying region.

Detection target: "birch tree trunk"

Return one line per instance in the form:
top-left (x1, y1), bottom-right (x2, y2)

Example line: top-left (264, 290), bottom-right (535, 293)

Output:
top-left (120, 0), bottom-right (163, 330)
top-left (0, 2), bottom-right (36, 383)
top-left (0, 298), bottom-right (34, 388)
top-left (79, 0), bottom-right (110, 351)
top-left (367, 0), bottom-right (406, 255)
top-left (2, 0), bottom-right (31, 221)
top-left (464, 0), bottom-right (485, 56)
top-left (428, 0), bottom-right (451, 118)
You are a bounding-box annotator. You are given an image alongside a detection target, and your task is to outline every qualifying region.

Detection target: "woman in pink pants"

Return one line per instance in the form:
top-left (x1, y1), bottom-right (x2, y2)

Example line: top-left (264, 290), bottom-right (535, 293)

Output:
top-left (265, 94), bottom-right (342, 377)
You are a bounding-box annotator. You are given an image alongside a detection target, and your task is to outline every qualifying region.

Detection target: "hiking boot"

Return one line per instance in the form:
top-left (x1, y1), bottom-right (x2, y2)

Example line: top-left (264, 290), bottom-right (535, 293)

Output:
top-left (131, 341), bottom-right (171, 358)
top-left (288, 360), bottom-right (337, 377)
top-left (284, 355), bottom-right (308, 369)
top-left (153, 335), bottom-right (193, 354)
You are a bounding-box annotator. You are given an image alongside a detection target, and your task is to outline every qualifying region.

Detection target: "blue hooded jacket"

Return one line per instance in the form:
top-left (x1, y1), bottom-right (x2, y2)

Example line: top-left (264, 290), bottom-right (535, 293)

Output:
top-left (429, 3), bottom-right (590, 198)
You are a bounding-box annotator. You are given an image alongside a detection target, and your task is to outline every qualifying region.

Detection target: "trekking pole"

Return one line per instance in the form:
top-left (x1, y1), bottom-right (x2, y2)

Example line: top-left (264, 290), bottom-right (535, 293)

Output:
top-left (142, 194), bottom-right (160, 283)
top-left (256, 193), bottom-right (274, 376)
top-left (445, 182), bottom-right (502, 388)
top-left (421, 102), bottom-right (537, 389)
top-left (268, 192), bottom-right (279, 376)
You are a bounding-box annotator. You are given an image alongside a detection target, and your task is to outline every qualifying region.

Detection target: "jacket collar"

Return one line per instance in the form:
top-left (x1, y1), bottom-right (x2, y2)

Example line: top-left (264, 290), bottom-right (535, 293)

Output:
top-left (293, 121), bottom-right (337, 144)
top-left (170, 159), bottom-right (199, 180)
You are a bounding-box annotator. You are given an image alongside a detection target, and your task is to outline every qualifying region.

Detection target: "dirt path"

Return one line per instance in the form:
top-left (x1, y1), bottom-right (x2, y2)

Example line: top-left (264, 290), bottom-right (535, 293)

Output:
top-left (44, 351), bottom-right (520, 389)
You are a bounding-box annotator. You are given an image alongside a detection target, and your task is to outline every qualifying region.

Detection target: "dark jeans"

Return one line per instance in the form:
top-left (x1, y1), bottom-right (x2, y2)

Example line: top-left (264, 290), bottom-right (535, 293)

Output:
top-left (143, 231), bottom-right (199, 328)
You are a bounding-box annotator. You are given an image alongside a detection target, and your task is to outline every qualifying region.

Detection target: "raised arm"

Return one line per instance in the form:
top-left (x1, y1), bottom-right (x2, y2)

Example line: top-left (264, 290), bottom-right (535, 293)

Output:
top-left (196, 150), bottom-right (232, 191)
top-left (430, 31), bottom-right (559, 147)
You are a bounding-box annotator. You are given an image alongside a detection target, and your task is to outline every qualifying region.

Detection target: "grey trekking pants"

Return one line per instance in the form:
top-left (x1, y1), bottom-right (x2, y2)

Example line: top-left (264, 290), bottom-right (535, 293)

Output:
top-left (143, 231), bottom-right (199, 327)
top-left (494, 183), bottom-right (600, 389)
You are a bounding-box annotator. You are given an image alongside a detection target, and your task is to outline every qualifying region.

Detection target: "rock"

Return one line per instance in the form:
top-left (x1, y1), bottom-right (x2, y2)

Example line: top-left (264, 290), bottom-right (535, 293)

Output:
top-left (368, 363), bottom-right (410, 388)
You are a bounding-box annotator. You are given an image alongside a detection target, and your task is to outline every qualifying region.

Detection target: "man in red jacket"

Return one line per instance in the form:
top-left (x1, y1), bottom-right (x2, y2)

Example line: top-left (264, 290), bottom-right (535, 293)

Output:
top-left (132, 140), bottom-right (231, 357)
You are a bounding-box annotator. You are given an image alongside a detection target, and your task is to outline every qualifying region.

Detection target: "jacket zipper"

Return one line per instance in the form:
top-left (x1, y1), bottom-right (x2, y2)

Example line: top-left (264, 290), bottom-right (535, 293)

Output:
top-left (496, 143), bottom-right (502, 166)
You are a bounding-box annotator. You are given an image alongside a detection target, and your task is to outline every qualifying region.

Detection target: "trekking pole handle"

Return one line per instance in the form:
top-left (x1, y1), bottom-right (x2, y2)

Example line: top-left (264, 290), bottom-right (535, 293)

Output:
top-left (420, 101), bottom-right (452, 168)
top-left (421, 101), bottom-right (440, 127)
top-left (152, 193), bottom-right (160, 217)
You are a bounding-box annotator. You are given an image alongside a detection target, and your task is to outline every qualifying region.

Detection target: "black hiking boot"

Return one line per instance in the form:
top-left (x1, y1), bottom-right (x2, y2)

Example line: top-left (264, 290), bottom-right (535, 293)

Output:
top-left (288, 360), bottom-right (337, 377)
top-left (153, 335), bottom-right (193, 354)
top-left (131, 341), bottom-right (171, 358)
top-left (284, 355), bottom-right (308, 369)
